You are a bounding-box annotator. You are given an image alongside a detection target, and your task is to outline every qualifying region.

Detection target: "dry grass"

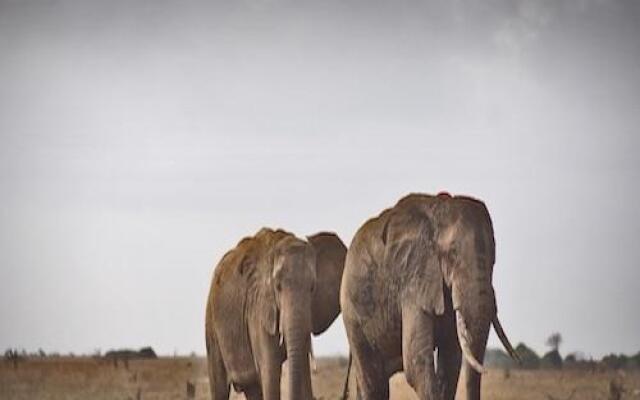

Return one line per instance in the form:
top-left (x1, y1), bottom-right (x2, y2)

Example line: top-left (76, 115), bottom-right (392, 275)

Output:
top-left (2, 356), bottom-right (639, 400)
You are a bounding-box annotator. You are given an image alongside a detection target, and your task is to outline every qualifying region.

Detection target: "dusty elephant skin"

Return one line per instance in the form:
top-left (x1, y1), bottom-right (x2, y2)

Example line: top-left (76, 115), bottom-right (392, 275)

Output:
top-left (205, 228), bottom-right (347, 400)
top-left (340, 193), bottom-right (519, 400)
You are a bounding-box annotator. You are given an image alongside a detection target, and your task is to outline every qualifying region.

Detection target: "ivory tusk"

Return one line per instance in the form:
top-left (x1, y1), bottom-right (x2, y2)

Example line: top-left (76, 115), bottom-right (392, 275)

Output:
top-left (456, 311), bottom-right (486, 374)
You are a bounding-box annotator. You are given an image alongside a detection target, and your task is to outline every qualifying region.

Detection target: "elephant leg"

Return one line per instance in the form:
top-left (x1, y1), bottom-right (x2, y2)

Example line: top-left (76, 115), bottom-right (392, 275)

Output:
top-left (206, 333), bottom-right (230, 400)
top-left (435, 289), bottom-right (461, 400)
top-left (258, 344), bottom-right (282, 400)
top-left (347, 324), bottom-right (389, 400)
top-left (244, 385), bottom-right (263, 400)
top-left (436, 326), bottom-right (461, 400)
top-left (402, 304), bottom-right (441, 400)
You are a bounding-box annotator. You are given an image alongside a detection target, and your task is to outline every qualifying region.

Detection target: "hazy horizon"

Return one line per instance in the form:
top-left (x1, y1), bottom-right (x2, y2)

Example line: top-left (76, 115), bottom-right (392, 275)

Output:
top-left (1, 0), bottom-right (639, 359)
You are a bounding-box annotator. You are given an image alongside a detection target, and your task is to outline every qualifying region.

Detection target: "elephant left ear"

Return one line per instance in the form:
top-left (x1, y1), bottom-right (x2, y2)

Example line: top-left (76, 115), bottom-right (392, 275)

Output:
top-left (307, 232), bottom-right (348, 335)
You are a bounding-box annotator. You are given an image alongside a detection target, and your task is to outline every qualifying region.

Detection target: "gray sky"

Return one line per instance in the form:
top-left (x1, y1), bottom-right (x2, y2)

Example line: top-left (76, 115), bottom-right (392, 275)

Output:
top-left (1, 0), bottom-right (639, 358)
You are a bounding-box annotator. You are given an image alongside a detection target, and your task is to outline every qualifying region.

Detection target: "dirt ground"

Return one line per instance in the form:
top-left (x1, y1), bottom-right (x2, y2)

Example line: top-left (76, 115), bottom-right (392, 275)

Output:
top-left (1, 356), bottom-right (639, 400)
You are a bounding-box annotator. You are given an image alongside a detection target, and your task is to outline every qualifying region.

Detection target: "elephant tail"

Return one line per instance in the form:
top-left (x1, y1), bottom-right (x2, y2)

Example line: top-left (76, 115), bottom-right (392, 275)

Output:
top-left (340, 353), bottom-right (352, 400)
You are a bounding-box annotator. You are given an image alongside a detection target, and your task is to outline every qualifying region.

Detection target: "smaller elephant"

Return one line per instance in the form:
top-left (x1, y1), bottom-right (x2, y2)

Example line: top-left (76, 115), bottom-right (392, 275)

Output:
top-left (205, 228), bottom-right (347, 400)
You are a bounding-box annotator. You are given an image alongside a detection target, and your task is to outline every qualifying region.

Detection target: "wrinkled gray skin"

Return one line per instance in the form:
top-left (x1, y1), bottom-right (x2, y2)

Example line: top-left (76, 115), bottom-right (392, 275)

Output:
top-left (340, 193), bottom-right (518, 400)
top-left (205, 228), bottom-right (347, 400)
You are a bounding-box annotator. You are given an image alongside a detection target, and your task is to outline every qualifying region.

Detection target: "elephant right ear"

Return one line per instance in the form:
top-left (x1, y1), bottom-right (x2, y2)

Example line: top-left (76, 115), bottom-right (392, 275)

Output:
top-left (308, 232), bottom-right (348, 335)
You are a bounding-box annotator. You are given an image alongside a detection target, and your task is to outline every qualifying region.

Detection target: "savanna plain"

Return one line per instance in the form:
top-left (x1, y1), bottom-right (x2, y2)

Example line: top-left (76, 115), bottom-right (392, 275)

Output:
top-left (2, 356), bottom-right (639, 400)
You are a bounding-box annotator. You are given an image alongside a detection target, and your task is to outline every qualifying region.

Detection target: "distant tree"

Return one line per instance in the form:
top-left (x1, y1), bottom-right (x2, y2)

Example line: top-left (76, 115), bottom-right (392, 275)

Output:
top-left (4, 349), bottom-right (21, 369)
top-left (541, 350), bottom-right (563, 369)
top-left (105, 347), bottom-right (157, 360)
top-left (138, 347), bottom-right (157, 359)
top-left (570, 351), bottom-right (586, 362)
top-left (484, 348), bottom-right (516, 369)
top-left (38, 349), bottom-right (46, 358)
top-left (515, 343), bottom-right (540, 369)
top-left (602, 354), bottom-right (629, 370)
top-left (564, 351), bottom-right (592, 370)
top-left (546, 332), bottom-right (563, 352)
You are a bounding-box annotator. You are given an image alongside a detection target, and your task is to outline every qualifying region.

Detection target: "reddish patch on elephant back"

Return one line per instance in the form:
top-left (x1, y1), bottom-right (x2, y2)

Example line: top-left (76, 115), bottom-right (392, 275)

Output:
top-left (437, 191), bottom-right (452, 198)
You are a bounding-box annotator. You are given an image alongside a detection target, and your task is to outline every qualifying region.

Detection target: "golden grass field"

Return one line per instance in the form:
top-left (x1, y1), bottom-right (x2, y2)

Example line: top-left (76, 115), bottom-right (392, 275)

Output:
top-left (1, 356), bottom-right (639, 400)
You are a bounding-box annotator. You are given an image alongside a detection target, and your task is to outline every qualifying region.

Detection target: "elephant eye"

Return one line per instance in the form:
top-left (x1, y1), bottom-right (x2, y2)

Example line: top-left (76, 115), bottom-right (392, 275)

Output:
top-left (275, 282), bottom-right (282, 292)
top-left (448, 247), bottom-right (458, 259)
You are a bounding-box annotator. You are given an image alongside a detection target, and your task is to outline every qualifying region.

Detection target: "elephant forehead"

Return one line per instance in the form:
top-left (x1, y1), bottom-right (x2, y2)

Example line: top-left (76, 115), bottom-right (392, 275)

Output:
top-left (274, 237), bottom-right (308, 253)
top-left (387, 211), bottom-right (435, 243)
top-left (273, 249), bottom-right (313, 275)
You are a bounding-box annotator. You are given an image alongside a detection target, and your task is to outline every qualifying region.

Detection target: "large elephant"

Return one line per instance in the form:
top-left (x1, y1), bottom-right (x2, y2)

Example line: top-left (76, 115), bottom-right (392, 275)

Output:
top-left (205, 228), bottom-right (347, 400)
top-left (340, 193), bottom-right (519, 400)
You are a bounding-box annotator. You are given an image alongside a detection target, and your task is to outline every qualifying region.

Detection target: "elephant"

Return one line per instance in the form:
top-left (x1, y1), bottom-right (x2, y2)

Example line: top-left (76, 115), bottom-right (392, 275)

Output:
top-left (205, 227), bottom-right (347, 400)
top-left (340, 193), bottom-right (519, 400)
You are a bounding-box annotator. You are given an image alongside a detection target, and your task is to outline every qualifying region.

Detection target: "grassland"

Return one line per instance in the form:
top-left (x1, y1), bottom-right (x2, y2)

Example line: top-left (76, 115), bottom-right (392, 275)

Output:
top-left (1, 356), bottom-right (639, 400)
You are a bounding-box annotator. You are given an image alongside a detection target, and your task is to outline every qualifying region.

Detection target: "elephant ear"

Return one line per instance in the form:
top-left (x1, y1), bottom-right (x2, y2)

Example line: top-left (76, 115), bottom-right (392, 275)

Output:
top-left (382, 208), bottom-right (446, 316)
top-left (307, 232), bottom-right (347, 335)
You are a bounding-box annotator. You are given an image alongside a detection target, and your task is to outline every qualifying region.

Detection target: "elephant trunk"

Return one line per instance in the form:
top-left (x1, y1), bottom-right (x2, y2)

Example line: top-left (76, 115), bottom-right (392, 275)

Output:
top-left (452, 279), bottom-right (493, 400)
top-left (455, 296), bottom-right (519, 400)
top-left (457, 310), bottom-right (490, 400)
top-left (282, 291), bottom-right (313, 400)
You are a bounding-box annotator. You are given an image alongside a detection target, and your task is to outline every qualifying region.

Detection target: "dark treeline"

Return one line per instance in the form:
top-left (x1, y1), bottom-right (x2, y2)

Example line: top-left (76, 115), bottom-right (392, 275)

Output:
top-left (5, 345), bottom-right (640, 371)
top-left (3, 346), bottom-right (157, 360)
top-left (3, 347), bottom-right (158, 371)
top-left (485, 344), bottom-right (640, 371)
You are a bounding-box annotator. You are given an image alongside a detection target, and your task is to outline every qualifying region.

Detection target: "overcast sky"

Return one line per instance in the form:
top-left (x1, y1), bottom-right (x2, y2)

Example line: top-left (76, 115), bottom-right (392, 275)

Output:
top-left (1, 0), bottom-right (639, 358)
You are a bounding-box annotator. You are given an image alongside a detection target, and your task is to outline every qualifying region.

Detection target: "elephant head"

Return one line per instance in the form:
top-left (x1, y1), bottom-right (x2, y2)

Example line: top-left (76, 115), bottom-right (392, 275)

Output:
top-left (260, 231), bottom-right (347, 400)
top-left (432, 194), bottom-right (519, 398)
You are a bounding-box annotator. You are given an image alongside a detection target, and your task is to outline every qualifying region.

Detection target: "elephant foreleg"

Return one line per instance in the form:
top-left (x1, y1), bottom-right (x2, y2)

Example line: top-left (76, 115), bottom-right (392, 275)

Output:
top-left (258, 344), bottom-right (282, 400)
top-left (402, 304), bottom-right (441, 400)
top-left (244, 386), bottom-right (263, 400)
top-left (346, 320), bottom-right (389, 400)
top-left (206, 333), bottom-right (230, 400)
top-left (437, 331), bottom-right (461, 400)
top-left (436, 311), bottom-right (461, 400)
